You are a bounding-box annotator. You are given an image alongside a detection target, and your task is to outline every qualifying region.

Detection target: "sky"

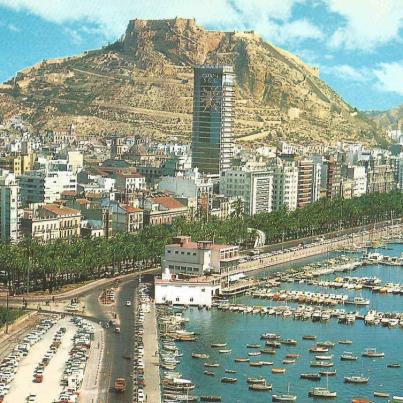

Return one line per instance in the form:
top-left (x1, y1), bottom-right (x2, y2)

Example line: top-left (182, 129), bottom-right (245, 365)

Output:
top-left (0, 0), bottom-right (402, 111)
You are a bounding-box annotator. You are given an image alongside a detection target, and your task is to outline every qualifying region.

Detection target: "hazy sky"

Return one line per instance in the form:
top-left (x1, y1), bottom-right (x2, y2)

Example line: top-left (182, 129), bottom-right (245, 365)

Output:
top-left (0, 0), bottom-right (402, 111)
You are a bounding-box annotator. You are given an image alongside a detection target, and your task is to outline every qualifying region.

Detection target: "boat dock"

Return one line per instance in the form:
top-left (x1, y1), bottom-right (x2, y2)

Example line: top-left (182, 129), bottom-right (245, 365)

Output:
top-left (143, 302), bottom-right (161, 403)
top-left (221, 279), bottom-right (263, 296)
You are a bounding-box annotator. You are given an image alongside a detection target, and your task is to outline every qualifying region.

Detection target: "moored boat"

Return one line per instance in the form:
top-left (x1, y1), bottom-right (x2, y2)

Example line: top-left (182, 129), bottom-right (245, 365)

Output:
top-left (203, 370), bottom-right (215, 376)
top-left (319, 370), bottom-right (337, 376)
top-left (249, 382), bottom-right (272, 391)
top-left (211, 343), bottom-right (227, 348)
top-left (310, 360), bottom-right (334, 367)
top-left (272, 367), bottom-right (286, 374)
top-left (373, 391), bottom-right (389, 398)
top-left (249, 361), bottom-right (263, 367)
top-left (218, 349), bottom-right (232, 354)
top-left (200, 396), bottom-right (221, 402)
top-left (260, 348), bottom-right (276, 355)
top-left (204, 362), bottom-right (220, 368)
top-left (221, 377), bottom-right (237, 383)
top-left (247, 377), bottom-right (266, 384)
top-left (300, 373), bottom-right (321, 381)
top-left (362, 348), bottom-right (384, 358)
top-left (272, 383), bottom-right (296, 401)
top-left (246, 344), bottom-right (261, 348)
top-left (192, 353), bottom-right (209, 359)
top-left (387, 363), bottom-right (400, 368)
top-left (303, 335), bottom-right (317, 340)
top-left (340, 352), bottom-right (358, 361)
top-left (344, 375), bottom-right (369, 384)
top-left (248, 351), bottom-right (261, 356)
top-left (224, 369), bottom-right (237, 373)
top-left (234, 357), bottom-right (249, 363)
top-left (338, 339), bottom-right (353, 345)
top-left (308, 387), bottom-right (337, 399)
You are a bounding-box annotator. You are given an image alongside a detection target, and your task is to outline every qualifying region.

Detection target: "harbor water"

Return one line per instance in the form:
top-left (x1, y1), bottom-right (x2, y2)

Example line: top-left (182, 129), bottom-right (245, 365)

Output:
top-left (175, 243), bottom-right (403, 402)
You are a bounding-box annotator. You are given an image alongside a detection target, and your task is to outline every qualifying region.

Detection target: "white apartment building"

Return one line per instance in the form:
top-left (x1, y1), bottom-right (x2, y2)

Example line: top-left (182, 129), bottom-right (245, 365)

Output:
top-left (398, 154), bottom-right (403, 192)
top-left (268, 159), bottom-right (298, 211)
top-left (113, 172), bottom-right (146, 192)
top-left (346, 166), bottom-right (367, 197)
top-left (158, 168), bottom-right (213, 217)
top-left (0, 170), bottom-right (21, 243)
top-left (161, 236), bottom-right (239, 277)
top-left (219, 168), bottom-right (273, 215)
top-left (19, 171), bottom-right (77, 206)
top-left (155, 270), bottom-right (221, 307)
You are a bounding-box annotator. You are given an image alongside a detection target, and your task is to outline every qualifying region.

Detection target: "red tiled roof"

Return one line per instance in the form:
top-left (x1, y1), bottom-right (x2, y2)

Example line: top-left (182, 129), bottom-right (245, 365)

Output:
top-left (61, 191), bottom-right (78, 197)
top-left (122, 204), bottom-right (142, 213)
top-left (40, 204), bottom-right (80, 217)
top-left (150, 196), bottom-right (185, 210)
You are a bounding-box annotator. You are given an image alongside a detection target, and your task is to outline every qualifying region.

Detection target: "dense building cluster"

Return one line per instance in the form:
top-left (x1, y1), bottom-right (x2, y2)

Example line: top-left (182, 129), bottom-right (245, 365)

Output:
top-left (0, 67), bottom-right (402, 245)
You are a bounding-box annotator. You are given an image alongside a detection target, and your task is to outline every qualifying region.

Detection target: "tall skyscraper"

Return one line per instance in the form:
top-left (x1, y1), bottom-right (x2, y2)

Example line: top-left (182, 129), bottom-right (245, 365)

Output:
top-left (191, 65), bottom-right (235, 175)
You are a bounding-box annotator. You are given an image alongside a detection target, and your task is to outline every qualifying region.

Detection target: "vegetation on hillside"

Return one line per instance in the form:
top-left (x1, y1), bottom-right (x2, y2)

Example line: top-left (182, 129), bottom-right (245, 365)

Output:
top-left (0, 191), bottom-right (402, 295)
top-left (0, 307), bottom-right (24, 327)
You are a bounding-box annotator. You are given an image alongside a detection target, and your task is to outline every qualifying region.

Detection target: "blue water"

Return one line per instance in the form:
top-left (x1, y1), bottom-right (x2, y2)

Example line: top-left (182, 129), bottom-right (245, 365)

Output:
top-left (175, 243), bottom-right (403, 402)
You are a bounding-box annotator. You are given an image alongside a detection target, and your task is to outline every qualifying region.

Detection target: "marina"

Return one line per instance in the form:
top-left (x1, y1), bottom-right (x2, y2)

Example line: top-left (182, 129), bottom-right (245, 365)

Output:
top-left (156, 242), bottom-right (403, 402)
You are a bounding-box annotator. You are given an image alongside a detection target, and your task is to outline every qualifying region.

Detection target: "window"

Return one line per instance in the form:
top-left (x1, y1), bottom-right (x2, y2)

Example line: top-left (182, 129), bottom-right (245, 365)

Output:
top-left (175, 251), bottom-right (179, 254)
top-left (201, 288), bottom-right (206, 292)
top-left (175, 297), bottom-right (180, 302)
top-left (190, 297), bottom-right (194, 302)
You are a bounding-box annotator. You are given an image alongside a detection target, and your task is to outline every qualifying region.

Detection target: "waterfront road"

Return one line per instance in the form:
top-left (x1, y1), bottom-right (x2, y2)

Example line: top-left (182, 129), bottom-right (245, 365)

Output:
top-left (83, 279), bottom-right (137, 403)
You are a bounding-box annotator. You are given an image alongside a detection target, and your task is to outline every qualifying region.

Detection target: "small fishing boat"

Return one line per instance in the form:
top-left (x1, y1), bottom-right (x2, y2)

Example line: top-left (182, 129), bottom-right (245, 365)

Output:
top-left (260, 348), bottom-right (276, 355)
top-left (219, 349), bottom-right (232, 354)
top-left (272, 383), bottom-right (296, 401)
top-left (249, 361), bottom-right (263, 367)
top-left (261, 333), bottom-right (281, 340)
top-left (224, 369), bottom-right (237, 374)
top-left (303, 335), bottom-right (317, 340)
top-left (261, 361), bottom-right (274, 366)
top-left (310, 360), bottom-right (334, 368)
top-left (211, 343), bottom-right (227, 348)
top-left (248, 351), bottom-right (261, 356)
top-left (344, 375), bottom-right (369, 384)
top-left (390, 397), bottom-right (403, 403)
top-left (200, 396), bottom-right (221, 402)
top-left (247, 377), bottom-right (266, 384)
top-left (192, 353), bottom-right (209, 359)
top-left (374, 391), bottom-right (390, 398)
top-left (234, 357), bottom-right (249, 363)
top-left (246, 344), bottom-right (261, 348)
top-left (341, 352), bottom-right (358, 361)
top-left (272, 368), bottom-right (286, 374)
top-left (266, 341), bottom-right (281, 348)
top-left (283, 359), bottom-right (296, 364)
top-left (221, 377), bottom-right (237, 383)
top-left (319, 370), bottom-right (337, 376)
top-left (387, 363), bottom-right (401, 368)
top-left (280, 338), bottom-right (297, 346)
top-left (249, 382), bottom-right (272, 391)
top-left (310, 347), bottom-right (329, 353)
top-left (315, 355), bottom-right (333, 361)
top-left (362, 348), bottom-right (384, 358)
top-left (286, 354), bottom-right (300, 359)
top-left (309, 387), bottom-right (337, 399)
top-left (300, 373), bottom-right (321, 381)
top-left (373, 391), bottom-right (390, 398)
top-left (338, 339), bottom-right (353, 345)
top-left (317, 341), bottom-right (335, 348)
top-left (203, 370), bottom-right (215, 376)
top-left (204, 362), bottom-right (220, 368)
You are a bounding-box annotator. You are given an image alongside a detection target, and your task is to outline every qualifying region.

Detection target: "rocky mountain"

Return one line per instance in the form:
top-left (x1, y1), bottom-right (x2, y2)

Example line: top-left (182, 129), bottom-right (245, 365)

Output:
top-left (0, 18), bottom-right (386, 145)
top-left (366, 104), bottom-right (403, 131)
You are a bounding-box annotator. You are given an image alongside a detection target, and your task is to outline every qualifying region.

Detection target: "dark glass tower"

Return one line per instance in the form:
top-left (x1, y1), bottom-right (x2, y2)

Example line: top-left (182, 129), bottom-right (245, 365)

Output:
top-left (191, 65), bottom-right (235, 175)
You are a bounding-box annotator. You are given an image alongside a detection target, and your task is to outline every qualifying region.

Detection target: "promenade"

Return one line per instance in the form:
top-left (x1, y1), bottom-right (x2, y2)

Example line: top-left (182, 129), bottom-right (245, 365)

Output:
top-left (143, 302), bottom-right (161, 403)
top-left (238, 223), bottom-right (403, 275)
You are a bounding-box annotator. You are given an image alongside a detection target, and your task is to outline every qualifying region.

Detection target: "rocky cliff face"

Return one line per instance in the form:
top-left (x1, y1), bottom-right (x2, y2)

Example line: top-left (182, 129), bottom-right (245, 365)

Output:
top-left (366, 104), bottom-right (403, 131)
top-left (0, 18), bottom-right (384, 145)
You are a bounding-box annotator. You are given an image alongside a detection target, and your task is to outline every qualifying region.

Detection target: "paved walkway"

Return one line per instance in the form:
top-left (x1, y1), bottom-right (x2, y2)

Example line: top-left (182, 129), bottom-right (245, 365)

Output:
top-left (79, 324), bottom-right (104, 403)
top-left (143, 303), bottom-right (161, 403)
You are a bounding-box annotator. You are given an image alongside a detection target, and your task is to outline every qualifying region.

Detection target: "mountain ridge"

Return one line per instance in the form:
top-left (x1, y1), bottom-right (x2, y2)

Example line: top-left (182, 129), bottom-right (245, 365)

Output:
top-left (0, 17), bottom-right (386, 145)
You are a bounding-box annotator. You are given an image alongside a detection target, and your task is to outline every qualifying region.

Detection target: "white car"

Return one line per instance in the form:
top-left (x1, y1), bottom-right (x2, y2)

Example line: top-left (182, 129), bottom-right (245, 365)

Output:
top-left (125, 301), bottom-right (132, 306)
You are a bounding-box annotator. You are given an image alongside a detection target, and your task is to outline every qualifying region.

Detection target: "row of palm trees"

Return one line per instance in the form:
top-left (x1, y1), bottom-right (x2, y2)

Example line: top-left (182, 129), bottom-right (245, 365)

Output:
top-left (0, 191), bottom-right (402, 295)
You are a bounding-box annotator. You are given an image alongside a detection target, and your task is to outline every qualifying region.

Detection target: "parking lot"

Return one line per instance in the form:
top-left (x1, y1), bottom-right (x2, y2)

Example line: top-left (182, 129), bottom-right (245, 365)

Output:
top-left (4, 317), bottom-right (75, 402)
